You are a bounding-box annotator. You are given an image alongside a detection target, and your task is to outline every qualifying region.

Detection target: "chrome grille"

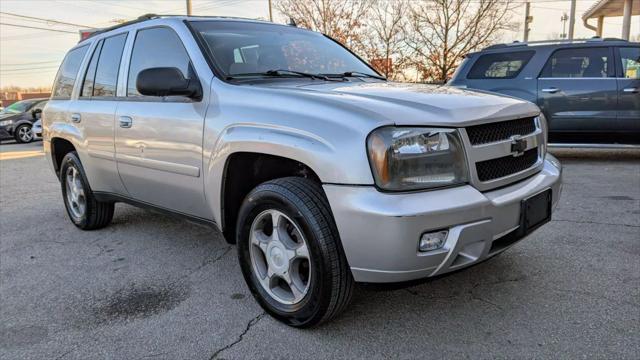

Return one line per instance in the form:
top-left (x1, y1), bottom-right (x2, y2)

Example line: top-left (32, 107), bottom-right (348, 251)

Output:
top-left (466, 117), bottom-right (536, 145)
top-left (475, 148), bottom-right (538, 182)
top-left (461, 115), bottom-right (544, 191)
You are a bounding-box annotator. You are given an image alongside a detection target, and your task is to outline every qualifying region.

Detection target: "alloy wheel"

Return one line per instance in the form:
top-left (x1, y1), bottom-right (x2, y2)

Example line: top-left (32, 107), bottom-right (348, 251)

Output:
top-left (65, 166), bottom-right (86, 219)
top-left (18, 126), bottom-right (33, 142)
top-left (249, 209), bottom-right (311, 305)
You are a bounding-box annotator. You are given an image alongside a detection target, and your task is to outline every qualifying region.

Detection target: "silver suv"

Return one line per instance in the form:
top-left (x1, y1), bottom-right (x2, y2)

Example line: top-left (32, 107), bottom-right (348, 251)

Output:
top-left (43, 15), bottom-right (562, 327)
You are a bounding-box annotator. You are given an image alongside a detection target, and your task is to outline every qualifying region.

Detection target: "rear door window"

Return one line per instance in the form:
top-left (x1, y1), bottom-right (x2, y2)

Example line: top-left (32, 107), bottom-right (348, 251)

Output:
top-left (93, 33), bottom-right (128, 97)
top-left (81, 41), bottom-right (103, 97)
top-left (541, 47), bottom-right (611, 78)
top-left (52, 45), bottom-right (89, 99)
top-left (467, 51), bottom-right (534, 79)
top-left (618, 47), bottom-right (640, 79)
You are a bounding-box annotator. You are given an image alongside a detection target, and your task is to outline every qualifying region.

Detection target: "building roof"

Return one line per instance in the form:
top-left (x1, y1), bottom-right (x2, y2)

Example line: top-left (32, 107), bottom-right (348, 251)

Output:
top-left (583, 0), bottom-right (640, 19)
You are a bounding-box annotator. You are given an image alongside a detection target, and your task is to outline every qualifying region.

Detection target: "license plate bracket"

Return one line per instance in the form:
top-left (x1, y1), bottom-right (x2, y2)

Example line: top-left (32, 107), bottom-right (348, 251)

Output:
top-left (520, 189), bottom-right (552, 235)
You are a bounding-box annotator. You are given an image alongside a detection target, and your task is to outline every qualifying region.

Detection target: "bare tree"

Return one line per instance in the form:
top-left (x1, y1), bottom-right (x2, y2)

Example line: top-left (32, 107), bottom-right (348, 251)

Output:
top-left (406, 0), bottom-right (519, 82)
top-left (360, 0), bottom-right (409, 79)
top-left (275, 0), bottom-right (373, 51)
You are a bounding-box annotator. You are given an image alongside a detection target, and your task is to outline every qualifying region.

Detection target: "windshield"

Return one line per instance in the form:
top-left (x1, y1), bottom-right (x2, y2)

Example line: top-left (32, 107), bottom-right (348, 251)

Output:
top-left (3, 100), bottom-right (36, 114)
top-left (189, 21), bottom-right (379, 79)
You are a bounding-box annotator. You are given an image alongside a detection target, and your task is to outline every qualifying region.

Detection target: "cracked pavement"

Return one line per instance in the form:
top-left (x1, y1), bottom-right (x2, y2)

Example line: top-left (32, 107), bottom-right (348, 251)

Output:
top-left (1, 142), bottom-right (639, 359)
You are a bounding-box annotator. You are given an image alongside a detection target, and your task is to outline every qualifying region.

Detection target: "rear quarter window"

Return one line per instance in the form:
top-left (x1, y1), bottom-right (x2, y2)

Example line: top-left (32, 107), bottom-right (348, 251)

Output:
top-left (52, 45), bottom-right (89, 99)
top-left (467, 51), bottom-right (534, 79)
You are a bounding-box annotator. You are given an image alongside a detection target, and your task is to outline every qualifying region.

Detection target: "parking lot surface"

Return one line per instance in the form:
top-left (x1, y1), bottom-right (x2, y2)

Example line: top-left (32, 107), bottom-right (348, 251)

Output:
top-left (1, 141), bottom-right (639, 359)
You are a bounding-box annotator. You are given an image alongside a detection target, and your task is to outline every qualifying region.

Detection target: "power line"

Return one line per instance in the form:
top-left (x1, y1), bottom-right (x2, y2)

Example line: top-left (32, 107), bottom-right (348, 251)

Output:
top-left (1, 31), bottom-right (74, 41)
top-left (0, 22), bottom-right (78, 34)
top-left (0, 11), bottom-right (95, 28)
top-left (1, 66), bottom-right (61, 73)
top-left (1, 60), bottom-right (61, 67)
top-left (0, 60), bottom-right (60, 66)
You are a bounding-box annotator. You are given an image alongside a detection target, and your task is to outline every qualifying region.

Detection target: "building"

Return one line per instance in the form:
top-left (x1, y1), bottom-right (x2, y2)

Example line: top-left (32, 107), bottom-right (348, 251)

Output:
top-left (583, 0), bottom-right (639, 40)
top-left (0, 91), bottom-right (51, 108)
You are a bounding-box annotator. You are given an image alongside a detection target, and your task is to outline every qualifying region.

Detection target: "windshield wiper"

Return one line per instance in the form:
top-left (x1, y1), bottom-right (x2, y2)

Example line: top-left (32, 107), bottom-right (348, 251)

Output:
top-left (329, 71), bottom-right (386, 80)
top-left (267, 69), bottom-right (333, 80)
top-left (227, 69), bottom-right (341, 81)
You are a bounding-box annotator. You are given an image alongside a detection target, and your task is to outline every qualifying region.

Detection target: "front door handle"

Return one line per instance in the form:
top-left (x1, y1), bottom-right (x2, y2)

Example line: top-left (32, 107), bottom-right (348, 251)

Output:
top-left (119, 116), bottom-right (133, 128)
top-left (541, 87), bottom-right (559, 93)
top-left (623, 87), bottom-right (638, 93)
top-left (71, 113), bottom-right (81, 123)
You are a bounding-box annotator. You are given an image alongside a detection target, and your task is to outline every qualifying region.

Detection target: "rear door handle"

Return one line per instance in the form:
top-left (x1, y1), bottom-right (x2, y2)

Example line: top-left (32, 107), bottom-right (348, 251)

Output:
top-left (119, 116), bottom-right (133, 128)
top-left (541, 88), bottom-right (559, 93)
top-left (71, 113), bottom-right (81, 123)
top-left (623, 87), bottom-right (638, 93)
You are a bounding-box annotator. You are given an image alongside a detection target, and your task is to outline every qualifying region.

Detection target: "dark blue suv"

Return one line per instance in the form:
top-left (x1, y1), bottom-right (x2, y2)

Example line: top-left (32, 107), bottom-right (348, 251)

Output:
top-left (449, 38), bottom-right (639, 144)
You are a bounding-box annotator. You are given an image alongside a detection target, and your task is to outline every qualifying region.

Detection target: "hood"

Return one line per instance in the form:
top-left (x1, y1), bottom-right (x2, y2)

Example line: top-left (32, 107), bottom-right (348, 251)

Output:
top-left (248, 80), bottom-right (539, 127)
top-left (0, 113), bottom-right (22, 121)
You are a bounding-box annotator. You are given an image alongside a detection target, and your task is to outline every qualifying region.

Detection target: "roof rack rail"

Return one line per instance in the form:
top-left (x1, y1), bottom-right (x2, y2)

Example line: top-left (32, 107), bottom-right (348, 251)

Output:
top-left (79, 14), bottom-right (274, 42)
top-left (482, 37), bottom-right (628, 50)
top-left (81, 13), bottom-right (159, 41)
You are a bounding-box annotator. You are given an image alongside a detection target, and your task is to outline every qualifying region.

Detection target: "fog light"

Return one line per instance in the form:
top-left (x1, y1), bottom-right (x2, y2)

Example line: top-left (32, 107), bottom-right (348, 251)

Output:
top-left (419, 230), bottom-right (448, 251)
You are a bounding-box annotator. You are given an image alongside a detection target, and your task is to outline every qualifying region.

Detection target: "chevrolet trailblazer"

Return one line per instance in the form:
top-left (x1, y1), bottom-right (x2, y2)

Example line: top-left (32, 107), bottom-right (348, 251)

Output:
top-left (43, 15), bottom-right (562, 327)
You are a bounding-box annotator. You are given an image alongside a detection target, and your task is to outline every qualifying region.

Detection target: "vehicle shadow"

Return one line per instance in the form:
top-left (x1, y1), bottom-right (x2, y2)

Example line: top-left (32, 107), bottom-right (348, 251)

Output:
top-left (550, 148), bottom-right (640, 161)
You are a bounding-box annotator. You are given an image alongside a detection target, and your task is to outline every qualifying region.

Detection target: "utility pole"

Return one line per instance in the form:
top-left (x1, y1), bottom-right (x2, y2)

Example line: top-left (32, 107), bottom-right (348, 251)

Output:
top-left (523, 1), bottom-right (531, 42)
top-left (560, 13), bottom-right (568, 39)
top-left (568, 0), bottom-right (576, 39)
top-left (186, 0), bottom-right (192, 16)
top-left (268, 0), bottom-right (273, 22)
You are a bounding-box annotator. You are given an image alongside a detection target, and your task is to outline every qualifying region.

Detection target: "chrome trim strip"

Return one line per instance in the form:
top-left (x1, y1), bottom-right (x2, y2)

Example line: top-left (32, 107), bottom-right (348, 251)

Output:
top-left (470, 130), bottom-right (541, 161)
top-left (469, 129), bottom-right (539, 147)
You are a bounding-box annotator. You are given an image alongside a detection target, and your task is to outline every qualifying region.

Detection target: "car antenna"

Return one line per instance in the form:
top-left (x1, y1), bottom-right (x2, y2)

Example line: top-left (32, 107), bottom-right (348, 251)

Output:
top-left (287, 17), bottom-right (297, 27)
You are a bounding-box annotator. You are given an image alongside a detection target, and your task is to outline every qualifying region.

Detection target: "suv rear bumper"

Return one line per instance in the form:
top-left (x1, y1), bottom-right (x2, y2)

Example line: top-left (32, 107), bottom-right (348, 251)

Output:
top-left (324, 155), bottom-right (562, 283)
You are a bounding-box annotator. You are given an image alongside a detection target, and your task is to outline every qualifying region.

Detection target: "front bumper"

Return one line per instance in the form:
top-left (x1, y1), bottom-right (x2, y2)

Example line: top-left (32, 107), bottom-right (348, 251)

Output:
top-left (324, 155), bottom-right (562, 283)
top-left (32, 126), bottom-right (42, 139)
top-left (0, 126), bottom-right (13, 139)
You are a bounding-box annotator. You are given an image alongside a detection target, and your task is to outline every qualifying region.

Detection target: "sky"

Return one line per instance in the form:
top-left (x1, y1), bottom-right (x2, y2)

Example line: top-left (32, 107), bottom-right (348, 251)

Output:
top-left (1, 0), bottom-right (639, 88)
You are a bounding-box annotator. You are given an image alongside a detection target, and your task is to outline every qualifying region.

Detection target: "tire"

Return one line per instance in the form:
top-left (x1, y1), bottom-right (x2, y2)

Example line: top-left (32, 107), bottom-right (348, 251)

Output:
top-left (236, 177), bottom-right (354, 328)
top-left (14, 124), bottom-right (33, 143)
top-left (60, 151), bottom-right (114, 230)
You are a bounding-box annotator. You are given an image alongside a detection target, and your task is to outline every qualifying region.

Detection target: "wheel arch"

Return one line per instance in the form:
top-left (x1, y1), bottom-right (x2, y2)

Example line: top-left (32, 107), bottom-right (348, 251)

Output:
top-left (50, 137), bottom-right (77, 178)
top-left (218, 151), bottom-right (323, 243)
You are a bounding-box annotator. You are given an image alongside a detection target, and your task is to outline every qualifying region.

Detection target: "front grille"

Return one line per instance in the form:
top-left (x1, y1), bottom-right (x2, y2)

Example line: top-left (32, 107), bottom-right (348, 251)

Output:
top-left (466, 117), bottom-right (536, 145)
top-left (476, 148), bottom-right (538, 182)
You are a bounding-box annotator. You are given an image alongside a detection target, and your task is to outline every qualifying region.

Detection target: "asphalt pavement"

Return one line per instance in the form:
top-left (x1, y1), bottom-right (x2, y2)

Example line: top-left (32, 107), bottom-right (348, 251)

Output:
top-left (1, 140), bottom-right (639, 359)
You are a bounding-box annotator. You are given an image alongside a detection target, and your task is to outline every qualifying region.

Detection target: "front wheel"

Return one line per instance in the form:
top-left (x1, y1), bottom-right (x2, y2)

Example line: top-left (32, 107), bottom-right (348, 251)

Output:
top-left (236, 177), bottom-right (354, 328)
top-left (14, 124), bottom-right (33, 143)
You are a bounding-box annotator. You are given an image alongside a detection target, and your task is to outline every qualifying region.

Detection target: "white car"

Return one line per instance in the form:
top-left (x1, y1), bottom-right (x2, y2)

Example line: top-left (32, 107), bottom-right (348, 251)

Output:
top-left (32, 119), bottom-right (42, 140)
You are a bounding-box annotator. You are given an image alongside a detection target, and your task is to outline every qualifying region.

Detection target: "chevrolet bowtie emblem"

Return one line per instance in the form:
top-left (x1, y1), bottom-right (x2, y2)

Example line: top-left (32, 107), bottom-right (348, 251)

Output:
top-left (510, 135), bottom-right (527, 157)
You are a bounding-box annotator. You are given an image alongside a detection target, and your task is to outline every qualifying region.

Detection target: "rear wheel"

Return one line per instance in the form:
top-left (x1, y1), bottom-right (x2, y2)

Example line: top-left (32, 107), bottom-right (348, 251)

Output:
top-left (14, 124), bottom-right (33, 143)
top-left (237, 177), bottom-right (354, 328)
top-left (60, 151), bottom-right (114, 230)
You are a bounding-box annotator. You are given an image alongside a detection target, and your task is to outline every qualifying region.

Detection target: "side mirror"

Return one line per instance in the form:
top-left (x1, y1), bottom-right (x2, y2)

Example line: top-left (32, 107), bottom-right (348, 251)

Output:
top-left (32, 108), bottom-right (42, 119)
top-left (136, 67), bottom-right (202, 100)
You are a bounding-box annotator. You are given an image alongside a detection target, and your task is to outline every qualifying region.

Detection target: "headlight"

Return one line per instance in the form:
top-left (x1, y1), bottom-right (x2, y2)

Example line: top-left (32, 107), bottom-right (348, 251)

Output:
top-left (0, 119), bottom-right (13, 126)
top-left (367, 127), bottom-right (469, 191)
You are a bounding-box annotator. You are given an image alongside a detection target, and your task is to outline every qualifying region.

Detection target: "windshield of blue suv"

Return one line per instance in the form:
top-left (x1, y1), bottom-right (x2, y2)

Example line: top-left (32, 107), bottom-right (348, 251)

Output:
top-left (189, 21), bottom-right (379, 79)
